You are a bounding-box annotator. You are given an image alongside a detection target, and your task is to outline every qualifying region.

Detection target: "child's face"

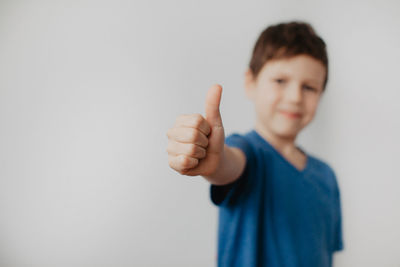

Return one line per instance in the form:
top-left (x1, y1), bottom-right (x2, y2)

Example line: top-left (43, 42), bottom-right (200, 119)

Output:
top-left (245, 54), bottom-right (326, 140)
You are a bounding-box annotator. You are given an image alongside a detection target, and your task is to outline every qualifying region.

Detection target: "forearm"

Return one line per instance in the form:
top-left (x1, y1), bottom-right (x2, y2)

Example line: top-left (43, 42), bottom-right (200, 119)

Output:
top-left (202, 144), bottom-right (246, 186)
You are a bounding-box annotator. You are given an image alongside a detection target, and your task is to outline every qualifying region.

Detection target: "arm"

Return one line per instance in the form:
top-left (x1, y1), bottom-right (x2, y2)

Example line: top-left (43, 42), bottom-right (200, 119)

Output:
top-left (202, 144), bottom-right (246, 186)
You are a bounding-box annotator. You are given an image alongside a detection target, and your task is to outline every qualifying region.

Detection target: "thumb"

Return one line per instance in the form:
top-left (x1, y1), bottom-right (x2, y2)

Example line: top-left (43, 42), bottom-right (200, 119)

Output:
top-left (205, 84), bottom-right (223, 127)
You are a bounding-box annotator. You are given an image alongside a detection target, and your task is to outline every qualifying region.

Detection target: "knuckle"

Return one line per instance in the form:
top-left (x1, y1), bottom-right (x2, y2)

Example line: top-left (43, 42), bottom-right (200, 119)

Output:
top-left (179, 155), bottom-right (190, 168)
top-left (168, 156), bottom-right (177, 170)
top-left (188, 144), bottom-right (197, 156)
top-left (181, 168), bottom-right (194, 176)
top-left (192, 113), bottom-right (204, 127)
top-left (181, 155), bottom-right (196, 169)
top-left (199, 147), bottom-right (206, 158)
top-left (203, 136), bottom-right (209, 147)
top-left (189, 128), bottom-right (199, 142)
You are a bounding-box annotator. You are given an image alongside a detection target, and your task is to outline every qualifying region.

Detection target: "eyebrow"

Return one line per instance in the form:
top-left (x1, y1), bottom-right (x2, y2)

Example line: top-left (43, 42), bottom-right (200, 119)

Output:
top-left (302, 78), bottom-right (322, 84)
top-left (272, 74), bottom-right (321, 85)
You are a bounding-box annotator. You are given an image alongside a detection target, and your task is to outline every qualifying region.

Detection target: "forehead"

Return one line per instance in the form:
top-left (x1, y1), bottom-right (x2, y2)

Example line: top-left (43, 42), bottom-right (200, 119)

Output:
top-left (260, 54), bottom-right (326, 84)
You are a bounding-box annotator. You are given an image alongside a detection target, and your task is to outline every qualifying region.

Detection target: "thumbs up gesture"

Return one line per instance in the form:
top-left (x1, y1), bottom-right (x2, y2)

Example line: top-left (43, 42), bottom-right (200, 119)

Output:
top-left (167, 84), bottom-right (225, 176)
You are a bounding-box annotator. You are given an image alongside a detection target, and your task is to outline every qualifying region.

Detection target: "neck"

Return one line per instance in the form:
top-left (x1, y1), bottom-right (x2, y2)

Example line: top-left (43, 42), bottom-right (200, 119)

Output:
top-left (254, 123), bottom-right (299, 156)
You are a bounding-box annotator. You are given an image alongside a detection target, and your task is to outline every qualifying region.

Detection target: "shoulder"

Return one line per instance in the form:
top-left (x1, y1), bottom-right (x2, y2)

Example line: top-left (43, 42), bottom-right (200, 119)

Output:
top-left (225, 130), bottom-right (254, 144)
top-left (308, 154), bottom-right (339, 191)
top-left (225, 131), bottom-right (256, 161)
top-left (309, 155), bottom-right (335, 175)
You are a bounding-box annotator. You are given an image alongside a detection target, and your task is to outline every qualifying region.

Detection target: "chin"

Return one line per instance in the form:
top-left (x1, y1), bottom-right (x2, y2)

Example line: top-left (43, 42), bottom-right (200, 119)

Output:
top-left (273, 124), bottom-right (301, 138)
top-left (279, 131), bottom-right (299, 139)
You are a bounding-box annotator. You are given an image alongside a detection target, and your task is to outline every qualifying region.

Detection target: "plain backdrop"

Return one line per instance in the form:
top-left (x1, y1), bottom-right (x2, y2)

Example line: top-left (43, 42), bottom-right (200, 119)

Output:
top-left (0, 0), bottom-right (399, 266)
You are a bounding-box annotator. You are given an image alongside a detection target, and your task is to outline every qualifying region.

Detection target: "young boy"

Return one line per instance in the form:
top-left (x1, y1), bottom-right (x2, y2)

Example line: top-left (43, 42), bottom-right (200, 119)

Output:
top-left (166, 21), bottom-right (344, 267)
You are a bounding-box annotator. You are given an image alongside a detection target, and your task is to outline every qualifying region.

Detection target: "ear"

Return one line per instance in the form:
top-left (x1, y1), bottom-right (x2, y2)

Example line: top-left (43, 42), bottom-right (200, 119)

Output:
top-left (244, 68), bottom-right (256, 100)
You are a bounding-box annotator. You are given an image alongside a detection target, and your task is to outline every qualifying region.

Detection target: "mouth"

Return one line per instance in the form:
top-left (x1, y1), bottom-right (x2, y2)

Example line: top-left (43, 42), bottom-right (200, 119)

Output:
top-left (280, 110), bottom-right (302, 119)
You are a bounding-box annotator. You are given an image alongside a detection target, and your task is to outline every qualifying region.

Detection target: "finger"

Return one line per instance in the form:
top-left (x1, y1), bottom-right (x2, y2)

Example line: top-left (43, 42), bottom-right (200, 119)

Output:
top-left (167, 139), bottom-right (207, 159)
top-left (205, 84), bottom-right (223, 127)
top-left (174, 114), bottom-right (211, 136)
top-left (166, 127), bottom-right (209, 147)
top-left (168, 154), bottom-right (199, 173)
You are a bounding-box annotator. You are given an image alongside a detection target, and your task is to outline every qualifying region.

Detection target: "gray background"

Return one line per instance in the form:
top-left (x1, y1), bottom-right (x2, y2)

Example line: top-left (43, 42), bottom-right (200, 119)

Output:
top-left (0, 0), bottom-right (399, 266)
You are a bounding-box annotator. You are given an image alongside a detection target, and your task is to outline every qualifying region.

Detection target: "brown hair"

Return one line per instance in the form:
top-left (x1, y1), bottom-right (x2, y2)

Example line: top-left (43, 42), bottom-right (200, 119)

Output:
top-left (249, 21), bottom-right (329, 91)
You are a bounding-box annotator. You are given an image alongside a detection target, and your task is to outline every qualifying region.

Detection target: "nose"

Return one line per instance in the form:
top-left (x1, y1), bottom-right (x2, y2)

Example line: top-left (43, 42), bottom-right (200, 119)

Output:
top-left (285, 84), bottom-right (303, 103)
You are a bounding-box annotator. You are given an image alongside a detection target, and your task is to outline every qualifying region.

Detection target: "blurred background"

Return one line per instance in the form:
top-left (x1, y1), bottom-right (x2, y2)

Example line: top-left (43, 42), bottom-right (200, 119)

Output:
top-left (0, 0), bottom-right (399, 266)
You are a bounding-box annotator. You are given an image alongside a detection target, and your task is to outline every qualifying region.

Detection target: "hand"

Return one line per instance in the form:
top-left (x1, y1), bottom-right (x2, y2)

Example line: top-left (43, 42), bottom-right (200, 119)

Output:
top-left (167, 84), bottom-right (225, 176)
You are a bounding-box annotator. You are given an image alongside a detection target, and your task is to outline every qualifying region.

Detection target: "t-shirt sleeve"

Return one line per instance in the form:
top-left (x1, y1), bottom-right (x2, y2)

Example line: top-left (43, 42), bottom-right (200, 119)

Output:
top-left (332, 174), bottom-right (344, 252)
top-left (209, 133), bottom-right (254, 206)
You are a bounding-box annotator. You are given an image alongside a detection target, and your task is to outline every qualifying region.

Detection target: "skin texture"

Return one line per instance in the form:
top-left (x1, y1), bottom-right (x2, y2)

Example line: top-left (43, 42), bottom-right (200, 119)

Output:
top-left (167, 54), bottom-right (327, 184)
top-left (167, 84), bottom-right (246, 185)
top-left (167, 84), bottom-right (226, 177)
top-left (245, 54), bottom-right (326, 171)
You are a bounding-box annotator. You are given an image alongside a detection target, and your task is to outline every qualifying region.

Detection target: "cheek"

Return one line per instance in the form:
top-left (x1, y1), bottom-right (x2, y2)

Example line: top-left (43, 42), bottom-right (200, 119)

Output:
top-left (256, 86), bottom-right (280, 107)
top-left (304, 97), bottom-right (320, 118)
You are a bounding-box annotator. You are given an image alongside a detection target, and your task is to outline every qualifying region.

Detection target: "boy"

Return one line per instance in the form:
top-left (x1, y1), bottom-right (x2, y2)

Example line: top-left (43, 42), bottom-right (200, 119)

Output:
top-left (166, 21), bottom-right (344, 267)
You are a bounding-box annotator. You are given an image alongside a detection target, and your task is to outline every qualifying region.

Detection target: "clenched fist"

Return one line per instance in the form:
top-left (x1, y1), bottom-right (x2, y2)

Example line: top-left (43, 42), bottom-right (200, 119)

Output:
top-left (166, 84), bottom-right (225, 176)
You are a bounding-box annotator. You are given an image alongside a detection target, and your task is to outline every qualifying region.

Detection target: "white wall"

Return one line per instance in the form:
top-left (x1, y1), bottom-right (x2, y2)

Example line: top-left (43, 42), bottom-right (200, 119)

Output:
top-left (0, 0), bottom-right (399, 266)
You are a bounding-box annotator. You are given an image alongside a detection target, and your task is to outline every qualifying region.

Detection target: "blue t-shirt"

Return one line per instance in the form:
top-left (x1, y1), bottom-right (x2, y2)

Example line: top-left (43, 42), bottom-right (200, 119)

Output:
top-left (210, 130), bottom-right (344, 267)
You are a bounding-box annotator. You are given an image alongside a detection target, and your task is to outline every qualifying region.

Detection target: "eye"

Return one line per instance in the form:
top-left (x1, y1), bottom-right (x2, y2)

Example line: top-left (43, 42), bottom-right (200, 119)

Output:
top-left (303, 85), bottom-right (316, 91)
top-left (275, 79), bottom-right (286, 84)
